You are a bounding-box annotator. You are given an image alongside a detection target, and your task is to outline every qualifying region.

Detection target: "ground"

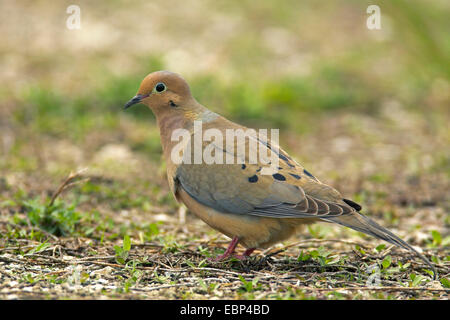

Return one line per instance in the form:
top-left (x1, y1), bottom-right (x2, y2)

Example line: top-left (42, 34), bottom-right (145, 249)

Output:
top-left (0, 0), bottom-right (449, 300)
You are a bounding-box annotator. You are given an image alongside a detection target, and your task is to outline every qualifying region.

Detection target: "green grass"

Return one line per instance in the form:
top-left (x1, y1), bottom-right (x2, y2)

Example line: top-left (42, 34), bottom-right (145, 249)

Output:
top-left (0, 0), bottom-right (448, 301)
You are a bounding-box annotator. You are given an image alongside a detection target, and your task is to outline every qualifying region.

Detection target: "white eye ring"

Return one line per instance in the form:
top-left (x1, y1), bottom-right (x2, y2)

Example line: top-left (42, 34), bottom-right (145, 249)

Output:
top-left (154, 82), bottom-right (166, 93)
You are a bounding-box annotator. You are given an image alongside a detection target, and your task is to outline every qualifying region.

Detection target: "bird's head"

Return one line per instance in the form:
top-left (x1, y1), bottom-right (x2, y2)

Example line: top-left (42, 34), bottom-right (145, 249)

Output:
top-left (124, 71), bottom-right (195, 114)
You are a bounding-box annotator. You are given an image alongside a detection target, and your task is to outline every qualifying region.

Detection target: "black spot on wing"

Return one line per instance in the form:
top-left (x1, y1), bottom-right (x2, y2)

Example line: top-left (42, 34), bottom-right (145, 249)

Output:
top-left (257, 137), bottom-right (294, 168)
top-left (279, 153), bottom-right (289, 161)
top-left (248, 175), bottom-right (258, 183)
top-left (303, 169), bottom-right (316, 180)
top-left (275, 152), bottom-right (294, 168)
top-left (289, 173), bottom-right (301, 180)
top-left (343, 198), bottom-right (362, 211)
top-left (241, 164), bottom-right (246, 170)
top-left (272, 173), bottom-right (286, 181)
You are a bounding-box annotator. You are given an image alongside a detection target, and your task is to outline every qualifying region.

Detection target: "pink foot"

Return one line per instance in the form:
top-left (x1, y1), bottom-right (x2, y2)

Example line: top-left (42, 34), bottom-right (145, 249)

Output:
top-left (233, 248), bottom-right (256, 260)
top-left (208, 236), bottom-right (239, 261)
top-left (208, 237), bottom-right (255, 262)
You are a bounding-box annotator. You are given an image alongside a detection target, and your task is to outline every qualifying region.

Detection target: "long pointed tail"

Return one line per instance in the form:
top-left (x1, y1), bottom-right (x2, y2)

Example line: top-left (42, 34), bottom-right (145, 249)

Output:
top-left (323, 213), bottom-right (437, 280)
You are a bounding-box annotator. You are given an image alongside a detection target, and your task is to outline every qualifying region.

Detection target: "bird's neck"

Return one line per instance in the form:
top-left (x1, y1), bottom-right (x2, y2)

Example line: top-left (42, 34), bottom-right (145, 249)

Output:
top-left (156, 112), bottom-right (188, 157)
top-left (156, 102), bottom-right (219, 159)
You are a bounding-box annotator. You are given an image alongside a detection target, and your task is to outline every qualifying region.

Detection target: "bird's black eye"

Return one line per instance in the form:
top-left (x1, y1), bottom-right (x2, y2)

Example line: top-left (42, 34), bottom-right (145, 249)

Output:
top-left (155, 82), bottom-right (166, 93)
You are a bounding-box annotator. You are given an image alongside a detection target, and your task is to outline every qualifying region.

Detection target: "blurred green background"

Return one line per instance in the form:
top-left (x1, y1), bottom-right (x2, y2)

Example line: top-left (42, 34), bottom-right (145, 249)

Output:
top-left (0, 0), bottom-right (448, 228)
top-left (0, 0), bottom-right (449, 299)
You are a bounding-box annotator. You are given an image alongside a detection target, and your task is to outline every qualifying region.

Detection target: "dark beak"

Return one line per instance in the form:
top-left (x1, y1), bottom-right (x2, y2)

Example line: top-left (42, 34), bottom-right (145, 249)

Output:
top-left (124, 94), bottom-right (148, 110)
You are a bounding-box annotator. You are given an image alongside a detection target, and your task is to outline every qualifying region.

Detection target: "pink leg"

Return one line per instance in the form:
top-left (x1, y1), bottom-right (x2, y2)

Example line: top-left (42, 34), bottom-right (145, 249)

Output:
top-left (243, 248), bottom-right (256, 256)
top-left (234, 248), bottom-right (256, 260)
top-left (209, 237), bottom-right (256, 261)
top-left (211, 236), bottom-right (240, 261)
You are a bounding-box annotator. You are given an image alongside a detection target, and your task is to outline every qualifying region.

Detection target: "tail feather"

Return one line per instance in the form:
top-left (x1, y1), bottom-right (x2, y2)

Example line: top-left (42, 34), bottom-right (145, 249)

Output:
top-left (323, 213), bottom-right (437, 280)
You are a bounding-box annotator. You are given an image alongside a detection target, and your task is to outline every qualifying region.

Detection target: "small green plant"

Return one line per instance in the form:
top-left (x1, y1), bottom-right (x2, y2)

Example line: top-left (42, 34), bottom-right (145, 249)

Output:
top-left (440, 278), bottom-right (450, 289)
top-left (297, 250), bottom-right (312, 262)
top-left (159, 235), bottom-right (183, 253)
top-left (197, 245), bottom-right (212, 258)
top-left (311, 246), bottom-right (340, 267)
top-left (18, 170), bottom-right (90, 237)
top-left (409, 273), bottom-right (425, 287)
top-left (238, 275), bottom-right (261, 293)
top-left (122, 259), bottom-right (143, 293)
top-left (397, 261), bottom-right (411, 272)
top-left (381, 255), bottom-right (392, 269)
top-left (197, 278), bottom-right (218, 294)
top-left (26, 240), bottom-right (51, 255)
top-left (354, 245), bottom-right (366, 255)
top-left (23, 198), bottom-right (82, 236)
top-left (185, 259), bottom-right (208, 269)
top-left (152, 270), bottom-right (169, 284)
top-left (21, 273), bottom-right (38, 284)
top-left (297, 247), bottom-right (341, 267)
top-left (144, 222), bottom-right (161, 241)
top-left (379, 255), bottom-right (404, 277)
top-left (114, 234), bottom-right (131, 265)
top-left (430, 230), bottom-right (442, 247)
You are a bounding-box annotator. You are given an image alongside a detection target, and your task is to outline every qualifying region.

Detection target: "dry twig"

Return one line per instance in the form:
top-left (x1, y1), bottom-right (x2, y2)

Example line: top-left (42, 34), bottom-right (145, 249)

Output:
top-left (48, 168), bottom-right (89, 206)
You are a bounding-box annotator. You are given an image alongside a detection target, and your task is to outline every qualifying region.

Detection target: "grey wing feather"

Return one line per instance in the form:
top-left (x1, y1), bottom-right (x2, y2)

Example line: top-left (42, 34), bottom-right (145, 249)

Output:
top-left (175, 133), bottom-right (354, 218)
top-left (176, 165), bottom-right (353, 218)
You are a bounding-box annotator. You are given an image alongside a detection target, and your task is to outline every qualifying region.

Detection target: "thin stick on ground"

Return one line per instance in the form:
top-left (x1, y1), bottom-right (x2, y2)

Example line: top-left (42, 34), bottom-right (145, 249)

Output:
top-left (48, 168), bottom-right (89, 206)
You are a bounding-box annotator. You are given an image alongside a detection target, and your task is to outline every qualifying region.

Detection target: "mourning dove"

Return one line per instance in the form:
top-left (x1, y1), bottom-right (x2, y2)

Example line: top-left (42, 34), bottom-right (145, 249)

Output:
top-left (124, 71), bottom-right (436, 278)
